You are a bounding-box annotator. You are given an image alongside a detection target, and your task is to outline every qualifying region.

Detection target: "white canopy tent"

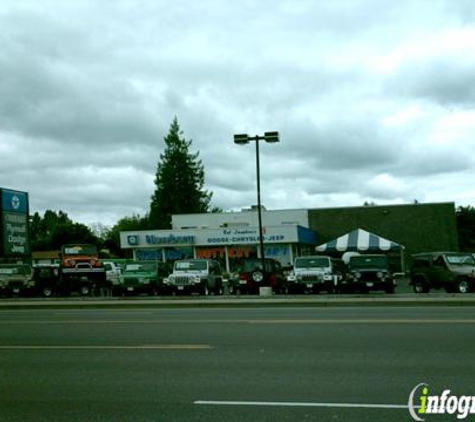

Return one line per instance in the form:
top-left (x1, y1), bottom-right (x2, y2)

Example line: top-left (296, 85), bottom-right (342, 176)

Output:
top-left (315, 228), bottom-right (405, 271)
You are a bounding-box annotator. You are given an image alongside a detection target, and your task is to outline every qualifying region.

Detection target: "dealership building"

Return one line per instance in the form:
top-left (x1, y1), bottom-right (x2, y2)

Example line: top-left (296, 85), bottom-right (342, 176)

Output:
top-left (120, 208), bottom-right (317, 272)
top-left (120, 202), bottom-right (458, 273)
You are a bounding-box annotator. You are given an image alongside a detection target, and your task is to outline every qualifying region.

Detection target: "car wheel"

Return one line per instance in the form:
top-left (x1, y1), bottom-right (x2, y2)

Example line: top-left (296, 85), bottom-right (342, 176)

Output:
top-left (456, 279), bottom-right (471, 294)
top-left (216, 285), bottom-right (224, 295)
top-left (251, 271), bottom-right (264, 283)
top-left (43, 286), bottom-right (54, 298)
top-left (202, 283), bottom-right (209, 296)
top-left (80, 285), bottom-right (91, 296)
top-left (413, 280), bottom-right (428, 294)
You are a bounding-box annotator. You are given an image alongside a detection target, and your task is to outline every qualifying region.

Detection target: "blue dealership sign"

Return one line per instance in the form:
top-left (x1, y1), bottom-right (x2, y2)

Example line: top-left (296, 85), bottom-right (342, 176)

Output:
top-left (1, 189), bottom-right (29, 213)
top-left (0, 188), bottom-right (30, 257)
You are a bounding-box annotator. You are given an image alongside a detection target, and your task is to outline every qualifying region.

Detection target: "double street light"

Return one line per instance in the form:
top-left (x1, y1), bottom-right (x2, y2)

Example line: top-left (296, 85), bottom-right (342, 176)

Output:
top-left (233, 131), bottom-right (280, 286)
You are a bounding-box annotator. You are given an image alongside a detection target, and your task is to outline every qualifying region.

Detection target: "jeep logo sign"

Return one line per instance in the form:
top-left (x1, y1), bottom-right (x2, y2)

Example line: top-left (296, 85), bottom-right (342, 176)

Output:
top-left (1, 189), bottom-right (28, 214)
top-left (127, 235), bottom-right (140, 246)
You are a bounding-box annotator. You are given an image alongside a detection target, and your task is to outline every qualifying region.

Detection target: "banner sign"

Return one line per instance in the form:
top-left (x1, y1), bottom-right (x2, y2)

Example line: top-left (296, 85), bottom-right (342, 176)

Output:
top-left (121, 225), bottom-right (316, 249)
top-left (202, 227), bottom-right (287, 246)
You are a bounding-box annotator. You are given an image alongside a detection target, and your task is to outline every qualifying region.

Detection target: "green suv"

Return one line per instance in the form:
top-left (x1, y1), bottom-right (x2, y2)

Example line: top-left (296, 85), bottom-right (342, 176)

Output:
top-left (410, 252), bottom-right (475, 294)
top-left (341, 254), bottom-right (395, 293)
top-left (117, 261), bottom-right (169, 296)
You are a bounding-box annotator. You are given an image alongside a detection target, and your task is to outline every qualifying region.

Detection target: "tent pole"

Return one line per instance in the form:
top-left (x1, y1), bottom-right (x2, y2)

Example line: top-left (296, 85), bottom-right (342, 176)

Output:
top-left (400, 247), bottom-right (405, 273)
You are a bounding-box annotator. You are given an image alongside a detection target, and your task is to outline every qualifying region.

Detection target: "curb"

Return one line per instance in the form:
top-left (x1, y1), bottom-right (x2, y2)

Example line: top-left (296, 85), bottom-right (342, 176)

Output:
top-left (2, 295), bottom-right (475, 309)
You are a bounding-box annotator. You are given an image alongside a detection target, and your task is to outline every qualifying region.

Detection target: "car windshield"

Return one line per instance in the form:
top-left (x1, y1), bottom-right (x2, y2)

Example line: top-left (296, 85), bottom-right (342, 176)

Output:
top-left (62, 244), bottom-right (98, 255)
top-left (125, 263), bottom-right (156, 272)
top-left (175, 260), bottom-right (208, 271)
top-left (240, 259), bottom-right (274, 272)
top-left (446, 254), bottom-right (475, 266)
top-left (349, 256), bottom-right (388, 269)
top-left (295, 257), bottom-right (330, 268)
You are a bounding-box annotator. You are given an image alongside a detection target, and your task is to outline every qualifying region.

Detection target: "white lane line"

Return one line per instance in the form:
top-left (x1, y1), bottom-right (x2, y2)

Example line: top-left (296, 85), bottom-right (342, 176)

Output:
top-left (55, 312), bottom-right (154, 316)
top-left (0, 344), bottom-right (212, 350)
top-left (194, 400), bottom-right (411, 410)
top-left (246, 319), bottom-right (475, 324)
top-left (2, 318), bottom-right (475, 325)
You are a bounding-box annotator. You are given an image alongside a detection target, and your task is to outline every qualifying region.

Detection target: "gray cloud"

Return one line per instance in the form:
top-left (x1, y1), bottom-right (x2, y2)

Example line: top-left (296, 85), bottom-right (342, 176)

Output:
top-left (387, 60), bottom-right (475, 107)
top-left (1, 0), bottom-right (474, 225)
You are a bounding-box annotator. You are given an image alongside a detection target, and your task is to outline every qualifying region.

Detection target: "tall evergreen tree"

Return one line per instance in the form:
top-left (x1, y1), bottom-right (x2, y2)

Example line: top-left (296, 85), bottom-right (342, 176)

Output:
top-left (149, 118), bottom-right (212, 228)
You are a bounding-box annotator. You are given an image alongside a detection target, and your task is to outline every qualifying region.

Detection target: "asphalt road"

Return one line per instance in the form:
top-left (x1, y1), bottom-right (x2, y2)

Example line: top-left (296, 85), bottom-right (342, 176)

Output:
top-left (1, 306), bottom-right (474, 421)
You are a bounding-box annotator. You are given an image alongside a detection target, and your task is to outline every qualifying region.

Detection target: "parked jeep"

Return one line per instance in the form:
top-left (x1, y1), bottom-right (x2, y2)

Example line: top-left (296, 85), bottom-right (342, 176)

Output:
top-left (117, 261), bottom-right (170, 296)
top-left (341, 254), bottom-right (395, 293)
top-left (164, 259), bottom-right (223, 296)
top-left (0, 263), bottom-right (33, 296)
top-left (31, 264), bottom-right (61, 297)
top-left (228, 257), bottom-right (288, 295)
top-left (287, 255), bottom-right (344, 294)
top-left (410, 252), bottom-right (475, 294)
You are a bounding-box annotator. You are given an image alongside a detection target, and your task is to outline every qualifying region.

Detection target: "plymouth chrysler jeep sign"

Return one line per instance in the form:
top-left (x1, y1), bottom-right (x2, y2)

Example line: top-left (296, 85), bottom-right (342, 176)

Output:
top-left (0, 188), bottom-right (30, 257)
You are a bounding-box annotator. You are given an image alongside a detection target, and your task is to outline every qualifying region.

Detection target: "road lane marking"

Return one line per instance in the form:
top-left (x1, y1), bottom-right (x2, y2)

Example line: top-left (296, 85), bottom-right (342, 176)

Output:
top-left (1, 318), bottom-right (475, 324)
top-left (246, 319), bottom-right (475, 324)
top-left (55, 312), bottom-right (154, 316)
top-left (0, 344), bottom-right (212, 350)
top-left (194, 400), bottom-right (413, 410)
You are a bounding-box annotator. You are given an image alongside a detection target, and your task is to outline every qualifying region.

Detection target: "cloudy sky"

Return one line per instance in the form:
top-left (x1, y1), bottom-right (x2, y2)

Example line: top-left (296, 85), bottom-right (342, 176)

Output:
top-left (1, 0), bottom-right (475, 227)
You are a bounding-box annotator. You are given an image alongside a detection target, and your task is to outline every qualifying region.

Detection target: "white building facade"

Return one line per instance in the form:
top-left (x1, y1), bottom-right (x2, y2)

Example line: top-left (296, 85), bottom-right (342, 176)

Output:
top-left (120, 209), bottom-right (318, 272)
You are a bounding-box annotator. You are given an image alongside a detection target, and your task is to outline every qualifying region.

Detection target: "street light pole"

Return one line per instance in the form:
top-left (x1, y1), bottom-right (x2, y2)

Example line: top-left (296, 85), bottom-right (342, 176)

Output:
top-left (234, 131), bottom-right (280, 287)
top-left (254, 137), bottom-right (266, 283)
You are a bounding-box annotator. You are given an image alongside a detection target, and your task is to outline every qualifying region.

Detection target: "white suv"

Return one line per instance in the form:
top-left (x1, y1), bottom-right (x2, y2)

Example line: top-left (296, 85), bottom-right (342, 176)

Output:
top-left (288, 255), bottom-right (343, 294)
top-left (164, 259), bottom-right (223, 296)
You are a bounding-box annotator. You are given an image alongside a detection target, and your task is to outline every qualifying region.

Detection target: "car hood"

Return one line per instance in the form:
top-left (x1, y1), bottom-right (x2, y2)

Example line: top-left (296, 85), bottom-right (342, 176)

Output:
top-left (171, 270), bottom-right (207, 275)
top-left (349, 266), bottom-right (389, 272)
top-left (448, 265), bottom-right (475, 275)
top-left (122, 271), bottom-right (155, 278)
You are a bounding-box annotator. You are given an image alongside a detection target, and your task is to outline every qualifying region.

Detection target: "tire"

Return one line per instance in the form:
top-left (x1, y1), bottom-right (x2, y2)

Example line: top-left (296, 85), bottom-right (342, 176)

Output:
top-left (201, 283), bottom-right (209, 296)
top-left (456, 279), bottom-right (471, 294)
top-left (215, 284), bottom-right (223, 296)
top-left (251, 271), bottom-right (264, 283)
top-left (79, 284), bottom-right (91, 296)
top-left (413, 280), bottom-right (428, 294)
top-left (42, 286), bottom-right (54, 298)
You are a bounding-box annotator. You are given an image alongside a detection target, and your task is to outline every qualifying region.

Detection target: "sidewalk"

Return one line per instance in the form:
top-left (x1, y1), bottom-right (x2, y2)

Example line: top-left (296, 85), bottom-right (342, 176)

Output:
top-left (2, 294), bottom-right (475, 309)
